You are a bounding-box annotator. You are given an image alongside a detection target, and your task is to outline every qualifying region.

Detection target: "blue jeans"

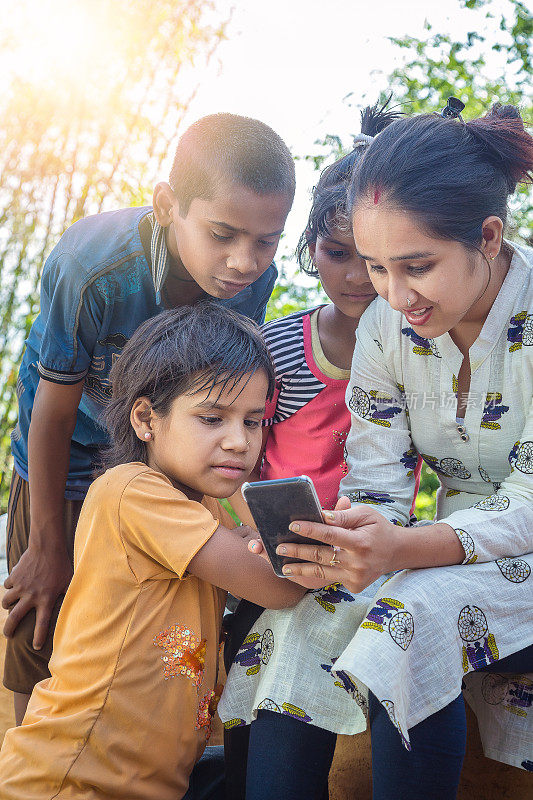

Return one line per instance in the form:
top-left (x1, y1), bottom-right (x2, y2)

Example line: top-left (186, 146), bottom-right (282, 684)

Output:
top-left (183, 746), bottom-right (225, 800)
top-left (245, 646), bottom-right (533, 800)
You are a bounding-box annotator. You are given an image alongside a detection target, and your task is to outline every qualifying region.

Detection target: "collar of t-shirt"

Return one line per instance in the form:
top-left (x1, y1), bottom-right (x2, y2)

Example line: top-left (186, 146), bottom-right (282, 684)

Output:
top-left (138, 211), bottom-right (171, 305)
top-left (310, 308), bottom-right (351, 381)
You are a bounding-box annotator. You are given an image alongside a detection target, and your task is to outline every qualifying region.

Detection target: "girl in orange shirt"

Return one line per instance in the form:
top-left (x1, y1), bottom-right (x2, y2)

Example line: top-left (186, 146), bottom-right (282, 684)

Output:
top-left (0, 303), bottom-right (306, 800)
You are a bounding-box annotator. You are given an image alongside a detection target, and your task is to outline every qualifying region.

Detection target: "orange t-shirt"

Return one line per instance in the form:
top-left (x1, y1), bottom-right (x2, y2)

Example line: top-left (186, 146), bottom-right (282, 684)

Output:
top-left (0, 463), bottom-right (230, 800)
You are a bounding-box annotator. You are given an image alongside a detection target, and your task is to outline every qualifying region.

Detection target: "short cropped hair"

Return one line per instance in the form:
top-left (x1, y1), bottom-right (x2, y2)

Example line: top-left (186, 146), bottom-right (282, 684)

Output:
top-left (169, 113), bottom-right (296, 214)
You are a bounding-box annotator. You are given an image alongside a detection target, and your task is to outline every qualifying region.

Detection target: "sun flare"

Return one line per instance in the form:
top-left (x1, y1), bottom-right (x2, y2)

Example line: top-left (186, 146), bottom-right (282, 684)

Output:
top-left (3, 0), bottom-right (119, 89)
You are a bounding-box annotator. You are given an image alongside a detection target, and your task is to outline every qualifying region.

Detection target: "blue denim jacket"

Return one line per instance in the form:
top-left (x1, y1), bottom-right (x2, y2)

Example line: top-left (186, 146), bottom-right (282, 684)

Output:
top-left (12, 206), bottom-right (277, 496)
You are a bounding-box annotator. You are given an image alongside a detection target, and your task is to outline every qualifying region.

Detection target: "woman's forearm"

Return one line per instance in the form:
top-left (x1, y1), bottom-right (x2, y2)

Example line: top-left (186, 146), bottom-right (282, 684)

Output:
top-left (392, 522), bottom-right (465, 571)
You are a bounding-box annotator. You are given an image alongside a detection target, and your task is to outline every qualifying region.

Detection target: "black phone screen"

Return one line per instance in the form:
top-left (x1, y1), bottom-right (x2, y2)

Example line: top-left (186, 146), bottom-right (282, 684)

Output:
top-left (242, 476), bottom-right (324, 577)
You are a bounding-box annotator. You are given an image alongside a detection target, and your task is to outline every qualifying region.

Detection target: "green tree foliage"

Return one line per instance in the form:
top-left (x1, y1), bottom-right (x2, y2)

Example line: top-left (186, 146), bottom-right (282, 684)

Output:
top-left (265, 258), bottom-right (324, 322)
top-left (0, 0), bottom-right (225, 510)
top-left (387, 0), bottom-right (532, 243)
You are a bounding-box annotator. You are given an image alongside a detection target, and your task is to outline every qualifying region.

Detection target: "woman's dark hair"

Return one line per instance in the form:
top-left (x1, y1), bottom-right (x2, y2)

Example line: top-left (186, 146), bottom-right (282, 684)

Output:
top-left (297, 97), bottom-right (402, 276)
top-left (348, 103), bottom-right (533, 249)
top-left (99, 302), bottom-right (275, 471)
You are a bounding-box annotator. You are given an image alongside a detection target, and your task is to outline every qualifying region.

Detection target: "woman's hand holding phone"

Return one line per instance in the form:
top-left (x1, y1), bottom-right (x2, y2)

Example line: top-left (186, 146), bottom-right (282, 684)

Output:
top-left (247, 495), bottom-right (352, 590)
top-left (243, 476), bottom-right (335, 589)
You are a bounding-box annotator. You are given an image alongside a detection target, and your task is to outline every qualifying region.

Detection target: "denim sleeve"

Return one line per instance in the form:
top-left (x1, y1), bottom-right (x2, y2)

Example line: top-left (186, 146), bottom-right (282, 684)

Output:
top-left (37, 251), bottom-right (104, 384)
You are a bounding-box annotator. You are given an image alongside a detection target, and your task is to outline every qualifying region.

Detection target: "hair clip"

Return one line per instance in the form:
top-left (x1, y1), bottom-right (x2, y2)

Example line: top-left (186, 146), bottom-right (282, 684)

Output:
top-left (352, 132), bottom-right (374, 149)
top-left (439, 96), bottom-right (465, 122)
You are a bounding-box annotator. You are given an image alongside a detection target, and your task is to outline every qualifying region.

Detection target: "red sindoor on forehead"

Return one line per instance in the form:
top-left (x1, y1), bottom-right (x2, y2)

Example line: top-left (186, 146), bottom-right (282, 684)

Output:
top-left (373, 188), bottom-right (381, 204)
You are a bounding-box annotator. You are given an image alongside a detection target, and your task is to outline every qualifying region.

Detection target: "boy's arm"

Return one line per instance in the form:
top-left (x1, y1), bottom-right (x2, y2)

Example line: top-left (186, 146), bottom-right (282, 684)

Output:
top-left (2, 379), bottom-right (84, 649)
top-left (187, 523), bottom-right (306, 609)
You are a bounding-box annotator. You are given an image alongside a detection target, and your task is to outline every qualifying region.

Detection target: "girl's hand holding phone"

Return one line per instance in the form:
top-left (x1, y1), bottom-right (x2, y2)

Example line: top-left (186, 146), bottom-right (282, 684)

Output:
top-left (248, 536), bottom-right (332, 590)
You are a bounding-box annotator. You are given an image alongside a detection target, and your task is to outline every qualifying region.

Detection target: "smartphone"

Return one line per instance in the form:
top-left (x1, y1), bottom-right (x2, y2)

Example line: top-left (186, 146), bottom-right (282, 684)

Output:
top-left (241, 476), bottom-right (324, 577)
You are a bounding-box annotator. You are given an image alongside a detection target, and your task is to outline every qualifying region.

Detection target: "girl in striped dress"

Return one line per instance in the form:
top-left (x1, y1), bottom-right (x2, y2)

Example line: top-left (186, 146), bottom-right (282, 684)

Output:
top-left (220, 101), bottom-right (420, 800)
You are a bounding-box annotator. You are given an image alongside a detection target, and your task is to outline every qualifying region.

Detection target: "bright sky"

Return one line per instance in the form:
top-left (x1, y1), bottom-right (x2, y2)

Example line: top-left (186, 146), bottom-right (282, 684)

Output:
top-left (0, 0), bottom-right (516, 268)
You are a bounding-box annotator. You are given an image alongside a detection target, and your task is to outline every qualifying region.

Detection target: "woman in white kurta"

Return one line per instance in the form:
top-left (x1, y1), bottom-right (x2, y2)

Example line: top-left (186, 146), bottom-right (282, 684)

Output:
top-left (236, 101), bottom-right (533, 800)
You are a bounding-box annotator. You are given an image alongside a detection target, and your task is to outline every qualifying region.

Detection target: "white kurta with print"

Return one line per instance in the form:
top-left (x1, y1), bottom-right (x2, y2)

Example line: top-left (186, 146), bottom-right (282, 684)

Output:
top-left (333, 241), bottom-right (533, 770)
top-left (218, 242), bottom-right (533, 771)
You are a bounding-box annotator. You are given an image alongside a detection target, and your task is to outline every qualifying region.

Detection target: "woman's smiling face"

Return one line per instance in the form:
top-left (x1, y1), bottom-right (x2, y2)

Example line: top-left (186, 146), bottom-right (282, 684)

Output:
top-left (351, 202), bottom-right (493, 339)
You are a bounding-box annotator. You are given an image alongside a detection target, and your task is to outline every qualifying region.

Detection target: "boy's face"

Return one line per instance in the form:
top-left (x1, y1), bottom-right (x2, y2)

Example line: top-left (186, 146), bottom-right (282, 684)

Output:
top-left (147, 370), bottom-right (268, 501)
top-left (158, 182), bottom-right (292, 298)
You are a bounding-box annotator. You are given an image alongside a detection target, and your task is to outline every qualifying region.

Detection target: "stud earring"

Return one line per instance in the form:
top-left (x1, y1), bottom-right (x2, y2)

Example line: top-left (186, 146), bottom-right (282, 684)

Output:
top-left (406, 297), bottom-right (412, 308)
top-left (144, 432), bottom-right (152, 440)
top-left (489, 253), bottom-right (496, 261)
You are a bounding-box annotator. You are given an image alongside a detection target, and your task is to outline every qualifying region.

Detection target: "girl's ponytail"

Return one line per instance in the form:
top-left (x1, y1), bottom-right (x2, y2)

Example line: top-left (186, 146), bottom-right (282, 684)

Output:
top-left (360, 96), bottom-right (402, 139)
top-left (466, 104), bottom-right (533, 193)
top-left (297, 97), bottom-right (401, 275)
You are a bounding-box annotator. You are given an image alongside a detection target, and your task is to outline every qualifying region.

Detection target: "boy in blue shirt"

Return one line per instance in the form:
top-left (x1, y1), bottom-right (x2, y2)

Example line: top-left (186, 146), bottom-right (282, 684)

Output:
top-left (3, 112), bottom-right (295, 722)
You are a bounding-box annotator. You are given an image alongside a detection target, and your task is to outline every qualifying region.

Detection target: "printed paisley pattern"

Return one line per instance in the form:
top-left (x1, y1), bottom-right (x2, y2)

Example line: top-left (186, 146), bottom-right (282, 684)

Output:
top-left (313, 583), bottom-right (356, 613)
top-left (458, 606), bottom-right (499, 672)
top-left (481, 392), bottom-right (509, 430)
top-left (401, 327), bottom-right (441, 357)
top-left (496, 557), bottom-right (531, 583)
top-left (455, 529), bottom-right (477, 564)
top-left (507, 311), bottom-right (533, 352)
top-left (347, 490), bottom-right (394, 506)
top-left (400, 448), bottom-right (418, 476)
top-left (234, 630), bottom-right (275, 676)
top-left (349, 387), bottom-right (403, 428)
top-left (361, 597), bottom-right (414, 650)
top-left (422, 454), bottom-right (471, 479)
top-left (509, 441), bottom-right (533, 474)
top-left (474, 494), bottom-right (510, 511)
top-left (321, 657), bottom-right (369, 715)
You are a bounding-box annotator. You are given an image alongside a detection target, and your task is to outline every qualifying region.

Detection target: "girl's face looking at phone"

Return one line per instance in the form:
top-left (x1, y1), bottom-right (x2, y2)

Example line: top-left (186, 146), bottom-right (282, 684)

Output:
top-left (133, 370), bottom-right (268, 502)
top-left (309, 226), bottom-right (377, 318)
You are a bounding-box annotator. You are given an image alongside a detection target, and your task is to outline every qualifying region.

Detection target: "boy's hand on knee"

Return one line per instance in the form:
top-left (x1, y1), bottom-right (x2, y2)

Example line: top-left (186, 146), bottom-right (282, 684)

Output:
top-left (2, 541), bottom-right (73, 650)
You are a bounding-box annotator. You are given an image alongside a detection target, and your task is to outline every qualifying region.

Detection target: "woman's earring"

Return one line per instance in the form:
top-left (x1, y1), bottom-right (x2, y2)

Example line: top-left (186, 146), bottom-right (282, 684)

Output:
top-left (406, 297), bottom-right (412, 308)
top-left (144, 432), bottom-right (152, 440)
top-left (489, 253), bottom-right (496, 261)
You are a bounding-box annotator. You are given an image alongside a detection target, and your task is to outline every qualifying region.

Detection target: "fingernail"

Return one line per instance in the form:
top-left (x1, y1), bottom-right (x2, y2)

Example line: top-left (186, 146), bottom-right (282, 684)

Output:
top-left (289, 522), bottom-right (300, 532)
top-left (277, 545), bottom-right (287, 554)
top-left (325, 511), bottom-right (335, 520)
top-left (282, 567), bottom-right (292, 575)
